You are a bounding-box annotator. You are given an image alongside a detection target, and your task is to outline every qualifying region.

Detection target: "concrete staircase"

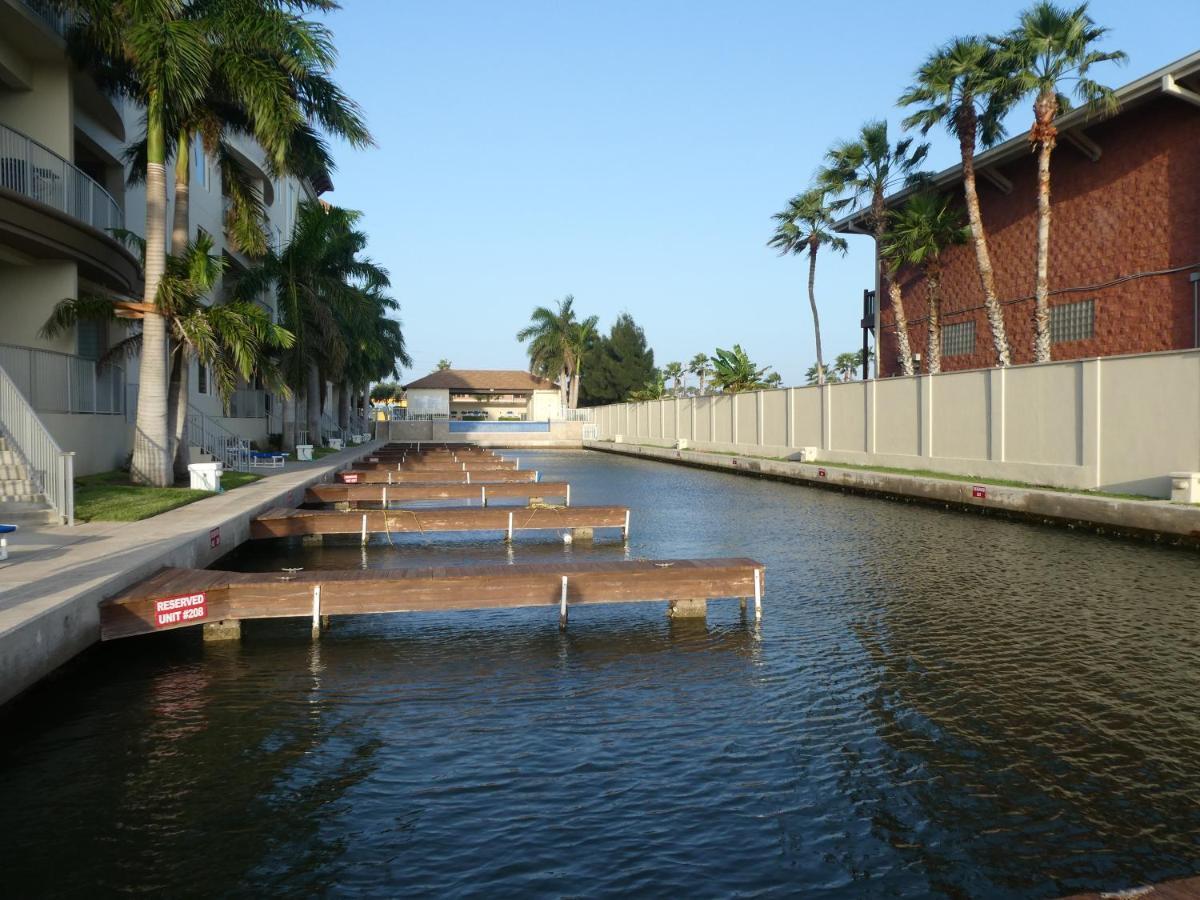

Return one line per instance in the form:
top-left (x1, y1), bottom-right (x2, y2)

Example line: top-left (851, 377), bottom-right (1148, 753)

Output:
top-left (0, 435), bottom-right (58, 526)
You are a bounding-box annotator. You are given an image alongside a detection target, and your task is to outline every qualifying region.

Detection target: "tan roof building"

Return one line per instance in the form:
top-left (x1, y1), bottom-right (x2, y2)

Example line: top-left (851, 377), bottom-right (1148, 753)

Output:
top-left (403, 369), bottom-right (560, 421)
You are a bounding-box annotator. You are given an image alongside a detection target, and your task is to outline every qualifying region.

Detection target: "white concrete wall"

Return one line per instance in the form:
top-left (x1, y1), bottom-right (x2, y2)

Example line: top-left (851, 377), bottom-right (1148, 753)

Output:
top-left (529, 390), bottom-right (559, 420)
top-left (593, 349), bottom-right (1200, 499)
top-left (39, 413), bottom-right (130, 475)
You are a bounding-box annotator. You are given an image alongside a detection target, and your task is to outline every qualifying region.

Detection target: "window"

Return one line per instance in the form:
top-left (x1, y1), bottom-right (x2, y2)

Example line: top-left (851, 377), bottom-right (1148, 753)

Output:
top-left (1051, 298), bottom-right (1095, 343)
top-left (77, 319), bottom-right (106, 361)
top-left (942, 321), bottom-right (976, 357)
top-left (197, 362), bottom-right (208, 395)
top-left (194, 135), bottom-right (208, 190)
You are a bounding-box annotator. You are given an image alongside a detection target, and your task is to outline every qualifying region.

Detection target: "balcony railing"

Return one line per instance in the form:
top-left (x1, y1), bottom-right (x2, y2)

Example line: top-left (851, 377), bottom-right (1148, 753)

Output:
top-left (0, 343), bottom-right (125, 415)
top-left (0, 123), bottom-right (123, 233)
top-left (19, 0), bottom-right (66, 35)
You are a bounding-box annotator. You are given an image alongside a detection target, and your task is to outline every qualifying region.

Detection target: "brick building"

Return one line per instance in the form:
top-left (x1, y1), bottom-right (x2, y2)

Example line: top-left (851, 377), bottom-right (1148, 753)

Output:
top-left (836, 51), bottom-right (1200, 377)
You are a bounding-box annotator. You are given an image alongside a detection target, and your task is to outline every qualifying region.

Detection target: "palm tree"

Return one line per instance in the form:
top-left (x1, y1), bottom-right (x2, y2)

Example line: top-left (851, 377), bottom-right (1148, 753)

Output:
top-left (237, 201), bottom-right (384, 448)
top-left (564, 316), bottom-right (599, 409)
top-left (805, 363), bottom-right (838, 386)
top-left (995, 1), bottom-right (1124, 362)
top-left (437, 359), bottom-right (452, 370)
top-left (820, 120), bottom-right (928, 379)
top-left (663, 361), bottom-right (685, 396)
top-left (710, 345), bottom-right (772, 393)
top-left (883, 194), bottom-right (970, 374)
top-left (516, 296), bottom-right (579, 409)
top-left (628, 371), bottom-right (666, 402)
top-left (688, 352), bottom-right (712, 395)
top-left (768, 188), bottom-right (847, 385)
top-left (900, 37), bottom-right (1018, 367)
top-left (764, 372), bottom-right (783, 389)
top-left (65, 0), bottom-right (371, 483)
top-left (878, 250), bottom-right (917, 376)
top-left (833, 351), bottom-right (860, 382)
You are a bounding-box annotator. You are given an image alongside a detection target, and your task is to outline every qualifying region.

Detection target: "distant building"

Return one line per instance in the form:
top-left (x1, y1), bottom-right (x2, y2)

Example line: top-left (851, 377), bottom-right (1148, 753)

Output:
top-left (835, 51), bottom-right (1200, 377)
top-left (403, 369), bottom-right (561, 421)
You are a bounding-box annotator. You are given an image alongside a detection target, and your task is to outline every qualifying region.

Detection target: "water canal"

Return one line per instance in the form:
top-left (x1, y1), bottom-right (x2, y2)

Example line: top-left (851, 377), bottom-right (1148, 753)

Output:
top-left (3, 449), bottom-right (1200, 897)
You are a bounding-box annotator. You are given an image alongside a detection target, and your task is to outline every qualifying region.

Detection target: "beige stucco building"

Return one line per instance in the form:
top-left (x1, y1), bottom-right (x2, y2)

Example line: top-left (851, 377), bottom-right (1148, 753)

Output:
top-left (403, 370), bottom-right (561, 421)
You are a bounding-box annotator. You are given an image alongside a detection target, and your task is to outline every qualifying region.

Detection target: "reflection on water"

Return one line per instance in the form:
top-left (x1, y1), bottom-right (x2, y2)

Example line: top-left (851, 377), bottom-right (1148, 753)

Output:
top-left (2, 450), bottom-right (1200, 897)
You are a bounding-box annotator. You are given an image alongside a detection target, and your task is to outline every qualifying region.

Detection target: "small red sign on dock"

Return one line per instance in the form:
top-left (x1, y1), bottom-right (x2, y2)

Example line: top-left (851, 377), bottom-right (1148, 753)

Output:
top-left (154, 592), bottom-right (207, 628)
top-left (339, 472), bottom-right (360, 484)
top-left (971, 484), bottom-right (987, 499)
top-left (817, 468), bottom-right (827, 478)
top-left (209, 526), bottom-right (220, 548)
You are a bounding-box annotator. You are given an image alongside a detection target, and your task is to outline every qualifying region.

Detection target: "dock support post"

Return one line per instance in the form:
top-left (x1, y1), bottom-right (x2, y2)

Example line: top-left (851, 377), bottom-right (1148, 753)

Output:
top-left (466, 470), bottom-right (471, 484)
top-left (506, 511), bottom-right (514, 542)
top-left (388, 471), bottom-right (393, 485)
top-left (559, 575), bottom-right (568, 631)
top-left (754, 568), bottom-right (762, 622)
top-left (668, 598), bottom-right (707, 619)
top-left (481, 485), bottom-right (487, 507)
top-left (623, 510), bottom-right (630, 542)
top-left (203, 619), bottom-right (241, 641)
top-left (572, 526), bottom-right (594, 541)
top-left (311, 585), bottom-right (322, 640)
top-left (361, 513), bottom-right (368, 546)
top-left (382, 487), bottom-right (388, 509)
top-left (566, 484), bottom-right (571, 507)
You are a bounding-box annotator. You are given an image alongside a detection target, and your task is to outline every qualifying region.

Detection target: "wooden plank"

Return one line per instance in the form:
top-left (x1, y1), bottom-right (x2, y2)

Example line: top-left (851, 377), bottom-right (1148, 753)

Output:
top-left (336, 469), bottom-right (538, 484)
top-left (100, 558), bottom-right (765, 640)
top-left (250, 505), bottom-right (629, 539)
top-left (352, 461), bottom-right (518, 471)
top-left (305, 481), bottom-right (569, 504)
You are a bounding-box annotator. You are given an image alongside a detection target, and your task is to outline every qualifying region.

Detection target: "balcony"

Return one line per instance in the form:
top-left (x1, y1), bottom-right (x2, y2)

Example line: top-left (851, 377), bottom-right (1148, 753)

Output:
top-left (19, 0), bottom-right (64, 35)
top-left (0, 123), bottom-right (123, 233)
top-left (0, 343), bottom-right (125, 415)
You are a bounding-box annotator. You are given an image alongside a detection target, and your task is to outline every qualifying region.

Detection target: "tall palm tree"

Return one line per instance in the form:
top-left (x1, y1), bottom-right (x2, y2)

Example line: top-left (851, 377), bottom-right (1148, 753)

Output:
top-left (564, 315), bottom-right (599, 409)
top-left (768, 188), bottom-right (847, 386)
top-left (237, 201), bottom-right (384, 447)
top-left (878, 251), bottom-right (917, 376)
top-left (900, 37), bottom-right (1017, 368)
top-left (516, 296), bottom-right (579, 409)
top-left (688, 352), bottom-right (712, 395)
top-left (833, 351), bottom-right (860, 382)
top-left (820, 120), bottom-right (928, 378)
top-left (63, 0), bottom-right (212, 485)
top-left (805, 363), bottom-right (838, 386)
top-left (883, 194), bottom-right (970, 374)
top-left (995, 1), bottom-right (1124, 362)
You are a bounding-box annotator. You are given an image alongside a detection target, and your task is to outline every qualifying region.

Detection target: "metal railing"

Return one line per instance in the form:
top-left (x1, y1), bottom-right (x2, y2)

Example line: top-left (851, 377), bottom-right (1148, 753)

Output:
top-left (0, 360), bottom-right (74, 525)
top-left (20, 0), bottom-right (66, 34)
top-left (0, 123), bottom-right (123, 233)
top-left (186, 403), bottom-right (249, 473)
top-left (0, 343), bottom-right (125, 415)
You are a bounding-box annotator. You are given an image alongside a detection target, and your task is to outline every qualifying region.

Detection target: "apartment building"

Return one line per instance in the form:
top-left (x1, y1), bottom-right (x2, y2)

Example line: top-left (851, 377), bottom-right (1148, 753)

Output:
top-left (0, 0), bottom-right (330, 502)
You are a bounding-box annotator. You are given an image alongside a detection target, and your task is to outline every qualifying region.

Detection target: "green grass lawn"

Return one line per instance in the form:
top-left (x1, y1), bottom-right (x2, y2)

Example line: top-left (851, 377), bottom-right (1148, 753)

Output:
top-left (74, 470), bottom-right (263, 523)
top-left (312, 446), bottom-right (342, 459)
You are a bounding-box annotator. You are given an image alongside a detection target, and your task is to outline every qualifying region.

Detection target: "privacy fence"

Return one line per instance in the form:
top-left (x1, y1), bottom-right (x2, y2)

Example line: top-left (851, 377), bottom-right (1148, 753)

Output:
top-left (590, 348), bottom-right (1200, 498)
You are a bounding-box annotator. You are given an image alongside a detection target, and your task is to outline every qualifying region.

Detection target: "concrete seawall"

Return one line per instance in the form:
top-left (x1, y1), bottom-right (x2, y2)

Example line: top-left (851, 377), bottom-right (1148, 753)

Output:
top-left (585, 441), bottom-right (1200, 547)
top-left (0, 442), bottom-right (382, 708)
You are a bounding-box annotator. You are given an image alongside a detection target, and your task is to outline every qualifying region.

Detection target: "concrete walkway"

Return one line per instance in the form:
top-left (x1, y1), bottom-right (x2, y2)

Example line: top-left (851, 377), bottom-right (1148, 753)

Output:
top-left (0, 441), bottom-right (381, 707)
top-left (586, 440), bottom-right (1200, 547)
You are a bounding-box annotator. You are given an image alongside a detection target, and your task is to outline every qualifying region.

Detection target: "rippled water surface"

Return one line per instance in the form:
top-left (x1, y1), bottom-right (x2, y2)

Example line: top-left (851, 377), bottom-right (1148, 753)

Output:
top-left (3, 450), bottom-right (1200, 898)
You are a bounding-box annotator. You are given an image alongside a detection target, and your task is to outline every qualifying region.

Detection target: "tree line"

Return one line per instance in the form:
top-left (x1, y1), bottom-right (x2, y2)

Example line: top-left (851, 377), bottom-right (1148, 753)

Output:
top-left (42, 0), bottom-right (408, 485)
top-left (770, 1), bottom-right (1124, 380)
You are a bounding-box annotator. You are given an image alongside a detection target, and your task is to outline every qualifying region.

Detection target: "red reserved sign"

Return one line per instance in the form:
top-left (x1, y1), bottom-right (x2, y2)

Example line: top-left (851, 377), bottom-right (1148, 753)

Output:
top-left (154, 592), bottom-right (207, 628)
top-left (209, 526), bottom-right (220, 548)
top-left (972, 484), bottom-right (987, 499)
top-left (818, 467), bottom-right (827, 478)
top-left (340, 472), bottom-right (360, 484)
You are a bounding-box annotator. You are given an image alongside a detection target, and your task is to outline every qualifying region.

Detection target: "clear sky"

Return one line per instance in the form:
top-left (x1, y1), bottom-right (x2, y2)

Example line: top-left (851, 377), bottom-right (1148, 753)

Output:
top-left (321, 0), bottom-right (1198, 385)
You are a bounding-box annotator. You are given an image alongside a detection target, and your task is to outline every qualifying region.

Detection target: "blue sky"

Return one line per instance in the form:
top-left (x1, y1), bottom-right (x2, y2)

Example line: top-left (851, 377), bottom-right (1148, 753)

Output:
top-left (323, 0), bottom-right (1198, 384)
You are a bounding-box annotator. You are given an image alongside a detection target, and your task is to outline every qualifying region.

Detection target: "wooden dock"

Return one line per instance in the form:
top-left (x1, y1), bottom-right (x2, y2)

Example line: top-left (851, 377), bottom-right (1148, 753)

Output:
top-left (305, 481), bottom-right (571, 506)
top-left (99, 558), bottom-right (765, 640)
top-left (336, 469), bottom-right (538, 484)
top-left (353, 460), bottom-right (518, 471)
top-left (251, 505), bottom-right (630, 540)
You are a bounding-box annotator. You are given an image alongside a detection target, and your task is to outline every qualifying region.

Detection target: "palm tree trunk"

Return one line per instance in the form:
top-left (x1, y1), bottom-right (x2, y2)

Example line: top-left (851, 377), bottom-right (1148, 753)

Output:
top-left (306, 363), bottom-right (321, 445)
top-left (131, 98), bottom-right (172, 486)
top-left (569, 363), bottom-right (581, 409)
top-left (281, 393), bottom-right (293, 451)
top-left (887, 275), bottom-right (915, 377)
top-left (960, 120), bottom-right (1010, 368)
top-left (559, 366), bottom-right (569, 410)
top-left (168, 132), bottom-right (191, 480)
top-left (807, 242), bottom-right (826, 386)
top-left (1033, 133), bottom-right (1054, 363)
top-left (337, 382), bottom-right (350, 429)
top-left (926, 269), bottom-right (942, 375)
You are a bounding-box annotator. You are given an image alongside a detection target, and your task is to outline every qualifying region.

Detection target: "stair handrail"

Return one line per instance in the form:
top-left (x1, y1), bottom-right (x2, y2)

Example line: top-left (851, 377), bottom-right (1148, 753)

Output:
top-left (186, 403), bottom-right (249, 473)
top-left (0, 360), bottom-right (74, 525)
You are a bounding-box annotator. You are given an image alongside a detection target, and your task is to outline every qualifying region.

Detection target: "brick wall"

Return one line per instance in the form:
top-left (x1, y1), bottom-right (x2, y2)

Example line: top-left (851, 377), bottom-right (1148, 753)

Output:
top-left (879, 97), bottom-right (1200, 376)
